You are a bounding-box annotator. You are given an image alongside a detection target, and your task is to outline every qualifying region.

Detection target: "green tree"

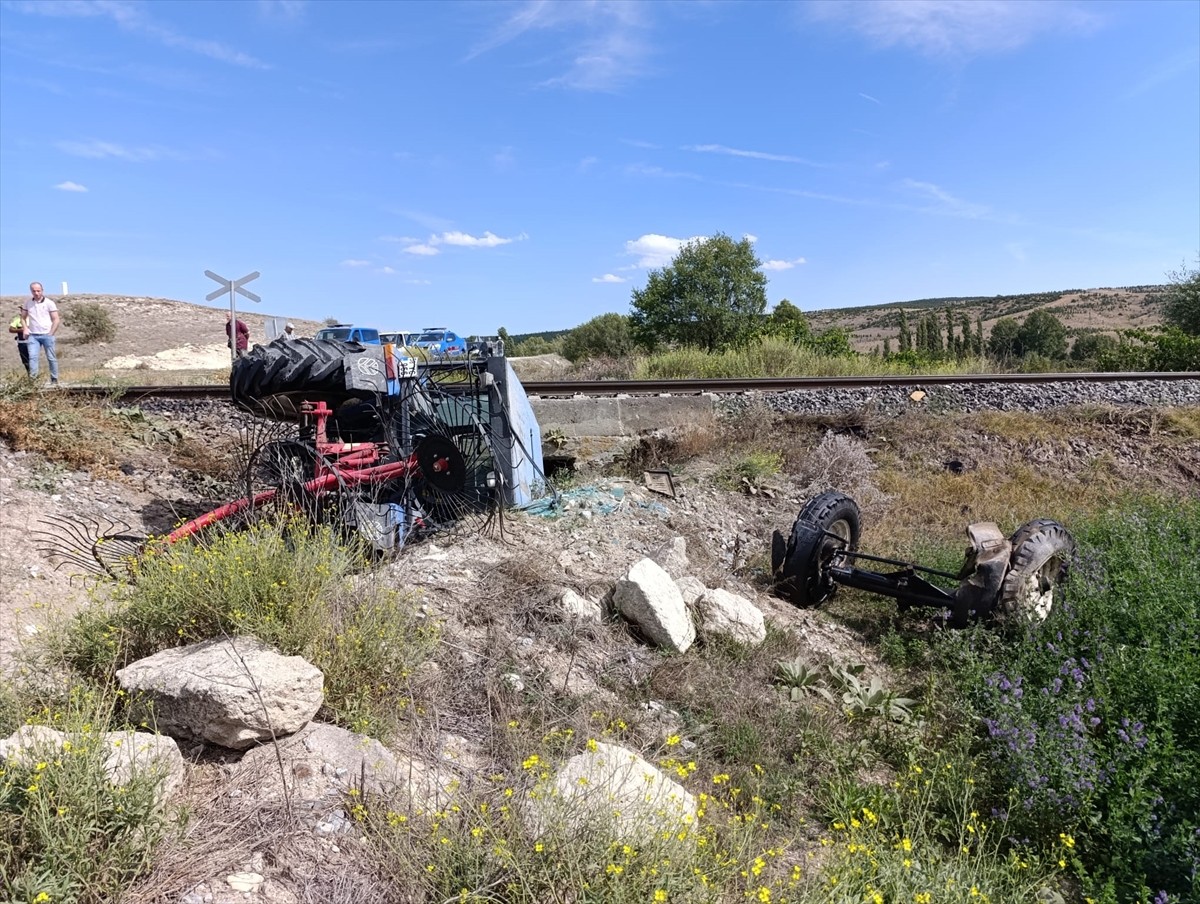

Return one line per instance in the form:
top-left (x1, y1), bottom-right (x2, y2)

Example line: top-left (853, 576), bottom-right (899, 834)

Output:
top-left (1070, 333), bottom-right (1119, 363)
top-left (67, 302), bottom-right (116, 344)
top-left (988, 317), bottom-right (1021, 361)
top-left (561, 313), bottom-right (634, 363)
top-left (1163, 261), bottom-right (1200, 335)
top-left (764, 299), bottom-right (811, 342)
top-left (629, 233), bottom-right (767, 352)
top-left (896, 309), bottom-right (912, 353)
top-left (1017, 310), bottom-right (1068, 359)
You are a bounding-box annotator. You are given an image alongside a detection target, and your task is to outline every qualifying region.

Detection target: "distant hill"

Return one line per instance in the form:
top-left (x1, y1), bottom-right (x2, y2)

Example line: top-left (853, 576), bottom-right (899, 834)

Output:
top-left (803, 286), bottom-right (1169, 353)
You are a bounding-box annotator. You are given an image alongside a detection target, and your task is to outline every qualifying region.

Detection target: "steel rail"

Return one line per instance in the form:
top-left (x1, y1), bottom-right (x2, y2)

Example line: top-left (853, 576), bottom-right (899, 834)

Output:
top-left (55, 371), bottom-right (1200, 402)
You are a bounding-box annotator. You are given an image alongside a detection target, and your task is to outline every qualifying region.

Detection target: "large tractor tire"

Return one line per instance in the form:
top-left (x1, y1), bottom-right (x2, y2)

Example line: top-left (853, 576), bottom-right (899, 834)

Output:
top-left (231, 338), bottom-right (372, 415)
top-left (998, 519), bottom-right (1075, 622)
top-left (772, 491), bottom-right (861, 607)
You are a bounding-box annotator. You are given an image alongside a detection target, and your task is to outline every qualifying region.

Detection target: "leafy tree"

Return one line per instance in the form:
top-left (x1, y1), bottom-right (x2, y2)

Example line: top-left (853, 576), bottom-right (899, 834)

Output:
top-left (1017, 310), bottom-right (1068, 359)
top-left (629, 233), bottom-right (767, 352)
top-left (561, 313), bottom-right (634, 363)
top-left (918, 312), bottom-right (943, 357)
top-left (764, 299), bottom-right (811, 342)
top-left (67, 302), bottom-right (116, 343)
top-left (808, 327), bottom-right (854, 358)
top-left (1163, 261), bottom-right (1200, 335)
top-left (988, 317), bottom-right (1021, 361)
top-left (1070, 333), bottom-right (1119, 363)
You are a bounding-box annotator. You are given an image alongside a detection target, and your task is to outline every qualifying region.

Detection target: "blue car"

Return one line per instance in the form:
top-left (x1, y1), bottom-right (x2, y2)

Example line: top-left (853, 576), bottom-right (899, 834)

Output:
top-left (314, 324), bottom-right (381, 345)
top-left (411, 327), bottom-right (466, 357)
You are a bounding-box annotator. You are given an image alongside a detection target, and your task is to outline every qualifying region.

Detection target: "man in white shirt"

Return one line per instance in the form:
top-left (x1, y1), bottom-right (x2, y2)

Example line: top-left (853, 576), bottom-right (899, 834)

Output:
top-left (20, 282), bottom-right (60, 385)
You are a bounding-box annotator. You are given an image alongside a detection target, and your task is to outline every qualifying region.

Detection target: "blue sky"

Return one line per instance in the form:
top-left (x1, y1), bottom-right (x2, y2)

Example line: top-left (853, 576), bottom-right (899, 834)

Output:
top-left (1, 0), bottom-right (1197, 334)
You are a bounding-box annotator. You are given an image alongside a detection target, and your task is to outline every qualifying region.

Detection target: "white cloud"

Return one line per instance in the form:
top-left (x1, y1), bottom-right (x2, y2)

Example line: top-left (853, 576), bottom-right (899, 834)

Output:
top-left (259, 0), bottom-right (307, 22)
top-left (625, 163), bottom-right (701, 180)
top-left (624, 233), bottom-right (705, 269)
top-left (377, 266), bottom-right (396, 275)
top-left (686, 144), bottom-right (827, 167)
top-left (54, 181), bottom-right (87, 192)
top-left (744, 233), bottom-right (758, 244)
top-left (859, 92), bottom-right (882, 104)
top-left (592, 274), bottom-right (626, 284)
top-left (434, 230), bottom-right (527, 248)
top-left (341, 259), bottom-right (371, 268)
top-left (578, 155), bottom-right (599, 173)
top-left (8, 0), bottom-right (270, 68)
top-left (900, 178), bottom-right (989, 219)
top-left (403, 244), bottom-right (441, 256)
top-left (761, 257), bottom-right (807, 271)
top-left (469, 1), bottom-right (653, 91)
top-left (806, 0), bottom-right (1101, 59)
top-left (401, 278), bottom-right (432, 285)
top-left (55, 139), bottom-right (193, 162)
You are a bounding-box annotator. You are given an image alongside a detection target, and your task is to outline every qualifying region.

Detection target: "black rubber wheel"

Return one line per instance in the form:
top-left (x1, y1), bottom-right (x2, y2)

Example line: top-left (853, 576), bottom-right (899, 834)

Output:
top-left (998, 519), bottom-right (1075, 622)
top-left (772, 491), bottom-right (861, 607)
top-left (230, 339), bottom-right (372, 413)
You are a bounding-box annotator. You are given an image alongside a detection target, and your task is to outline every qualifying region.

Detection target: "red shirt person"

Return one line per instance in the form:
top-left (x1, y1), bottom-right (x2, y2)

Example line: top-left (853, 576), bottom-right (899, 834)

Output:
top-left (225, 312), bottom-right (250, 357)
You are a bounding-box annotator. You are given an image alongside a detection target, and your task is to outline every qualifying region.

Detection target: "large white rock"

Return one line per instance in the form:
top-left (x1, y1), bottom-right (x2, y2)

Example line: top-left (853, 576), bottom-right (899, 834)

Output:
top-left (695, 588), bottom-right (767, 646)
top-left (614, 558), bottom-right (695, 653)
top-left (675, 575), bottom-right (707, 607)
top-left (0, 724), bottom-right (184, 801)
top-left (116, 636), bottom-right (324, 750)
top-left (526, 741), bottom-right (697, 843)
top-left (235, 722), bottom-right (449, 812)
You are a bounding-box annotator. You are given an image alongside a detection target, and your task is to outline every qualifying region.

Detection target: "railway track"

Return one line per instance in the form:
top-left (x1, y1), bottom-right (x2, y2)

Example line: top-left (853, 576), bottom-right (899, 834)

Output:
top-left (57, 371), bottom-right (1200, 402)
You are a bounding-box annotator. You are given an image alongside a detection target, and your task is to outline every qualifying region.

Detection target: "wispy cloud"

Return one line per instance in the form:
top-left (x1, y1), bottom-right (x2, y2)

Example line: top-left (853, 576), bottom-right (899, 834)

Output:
top-left (806, 0), bottom-right (1101, 59)
top-left (54, 181), bottom-right (88, 192)
top-left (761, 257), bottom-right (807, 271)
top-left (8, 0), bottom-right (270, 68)
top-left (592, 273), bottom-right (625, 284)
top-left (625, 163), bottom-right (701, 180)
top-left (625, 233), bottom-right (705, 269)
top-left (859, 92), bottom-right (882, 104)
top-left (899, 178), bottom-right (989, 219)
top-left (469, 1), bottom-right (654, 91)
top-left (1120, 47), bottom-right (1200, 99)
top-left (54, 139), bottom-right (199, 162)
top-left (686, 144), bottom-right (828, 167)
top-left (493, 146), bottom-right (517, 172)
top-left (341, 259), bottom-right (371, 268)
top-left (438, 230), bottom-right (527, 248)
top-left (401, 278), bottom-right (432, 285)
top-left (622, 138), bottom-right (660, 150)
top-left (377, 266), bottom-right (396, 275)
top-left (258, 0), bottom-right (306, 23)
top-left (403, 244), bottom-right (440, 256)
top-left (578, 155), bottom-right (599, 173)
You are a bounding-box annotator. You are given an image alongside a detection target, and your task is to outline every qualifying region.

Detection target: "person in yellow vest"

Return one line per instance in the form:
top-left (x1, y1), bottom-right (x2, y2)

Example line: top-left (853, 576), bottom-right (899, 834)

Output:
top-left (8, 304), bottom-right (30, 374)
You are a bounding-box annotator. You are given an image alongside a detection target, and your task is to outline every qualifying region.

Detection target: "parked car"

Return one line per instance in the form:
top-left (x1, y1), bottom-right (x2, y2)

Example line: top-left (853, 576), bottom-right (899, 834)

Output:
top-left (314, 324), bottom-right (381, 344)
top-left (411, 327), bottom-right (466, 357)
top-left (379, 330), bottom-right (416, 347)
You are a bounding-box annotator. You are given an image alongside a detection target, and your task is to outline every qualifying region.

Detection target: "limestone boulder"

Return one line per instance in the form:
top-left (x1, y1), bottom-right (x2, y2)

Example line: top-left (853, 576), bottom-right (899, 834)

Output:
top-left (526, 741), bottom-right (696, 843)
top-left (614, 558), bottom-right (695, 653)
top-left (675, 575), bottom-right (706, 607)
top-left (695, 588), bottom-right (767, 647)
top-left (116, 636), bottom-right (324, 750)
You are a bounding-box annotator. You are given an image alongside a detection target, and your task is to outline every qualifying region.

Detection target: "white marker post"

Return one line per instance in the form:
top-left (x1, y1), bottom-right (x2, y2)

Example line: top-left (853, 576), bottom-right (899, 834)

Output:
top-left (205, 270), bottom-right (261, 364)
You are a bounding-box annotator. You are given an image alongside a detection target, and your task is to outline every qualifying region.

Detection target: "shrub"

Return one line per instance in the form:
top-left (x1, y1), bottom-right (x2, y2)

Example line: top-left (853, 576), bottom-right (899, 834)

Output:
top-left (0, 684), bottom-right (176, 903)
top-left (955, 498), bottom-right (1200, 903)
top-left (64, 517), bottom-right (438, 736)
top-left (67, 302), bottom-right (117, 344)
top-left (561, 313), bottom-right (633, 363)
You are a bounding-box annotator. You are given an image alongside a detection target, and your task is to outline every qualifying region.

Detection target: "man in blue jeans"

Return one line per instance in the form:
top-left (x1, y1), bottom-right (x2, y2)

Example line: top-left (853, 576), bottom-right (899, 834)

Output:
top-left (21, 281), bottom-right (60, 384)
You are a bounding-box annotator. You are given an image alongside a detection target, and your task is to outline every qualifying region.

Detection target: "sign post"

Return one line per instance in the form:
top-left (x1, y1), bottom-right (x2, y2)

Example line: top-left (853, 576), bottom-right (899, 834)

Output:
top-left (205, 270), bottom-right (261, 364)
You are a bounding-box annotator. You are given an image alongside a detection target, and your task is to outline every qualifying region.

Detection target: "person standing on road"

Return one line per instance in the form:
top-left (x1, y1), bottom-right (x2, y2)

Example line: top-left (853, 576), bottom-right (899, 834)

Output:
top-left (226, 312), bottom-right (250, 358)
top-left (9, 304), bottom-right (30, 374)
top-left (20, 282), bottom-right (59, 384)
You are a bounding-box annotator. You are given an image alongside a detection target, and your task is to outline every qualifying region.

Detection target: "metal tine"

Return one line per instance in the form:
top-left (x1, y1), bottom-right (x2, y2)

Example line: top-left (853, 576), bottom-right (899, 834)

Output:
top-left (32, 515), bottom-right (147, 579)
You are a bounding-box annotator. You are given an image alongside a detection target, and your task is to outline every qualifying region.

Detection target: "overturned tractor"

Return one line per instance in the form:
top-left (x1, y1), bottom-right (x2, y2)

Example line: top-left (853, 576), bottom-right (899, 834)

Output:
top-left (40, 340), bottom-right (548, 577)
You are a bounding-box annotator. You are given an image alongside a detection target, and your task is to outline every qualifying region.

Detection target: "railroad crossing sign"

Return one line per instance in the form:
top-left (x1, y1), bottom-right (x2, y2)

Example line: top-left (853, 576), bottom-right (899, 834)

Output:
top-left (205, 270), bottom-right (260, 364)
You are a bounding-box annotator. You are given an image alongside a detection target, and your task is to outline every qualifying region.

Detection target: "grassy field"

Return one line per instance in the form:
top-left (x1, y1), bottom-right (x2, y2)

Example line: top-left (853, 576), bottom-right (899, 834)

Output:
top-left (1, 379), bottom-right (1197, 903)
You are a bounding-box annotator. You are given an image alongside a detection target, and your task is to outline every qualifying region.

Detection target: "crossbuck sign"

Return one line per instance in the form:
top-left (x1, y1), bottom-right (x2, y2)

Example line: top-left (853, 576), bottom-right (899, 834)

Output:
top-left (205, 270), bottom-right (260, 364)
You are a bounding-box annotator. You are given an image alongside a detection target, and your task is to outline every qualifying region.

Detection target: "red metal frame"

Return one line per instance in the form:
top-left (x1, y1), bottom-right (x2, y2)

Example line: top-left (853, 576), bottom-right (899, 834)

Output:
top-left (166, 400), bottom-right (449, 543)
